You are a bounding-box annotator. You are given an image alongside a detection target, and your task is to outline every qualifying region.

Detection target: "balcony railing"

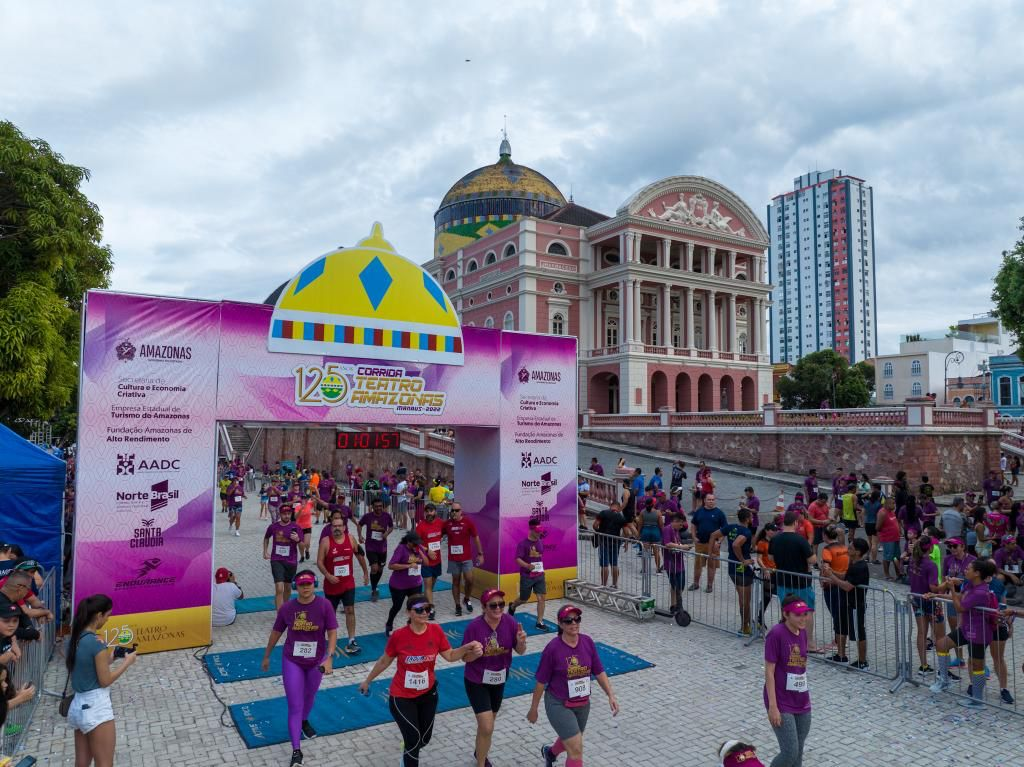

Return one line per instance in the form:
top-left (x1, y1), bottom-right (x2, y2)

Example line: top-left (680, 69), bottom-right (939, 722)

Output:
top-left (776, 408), bottom-right (906, 427)
top-left (584, 345), bottom-right (767, 363)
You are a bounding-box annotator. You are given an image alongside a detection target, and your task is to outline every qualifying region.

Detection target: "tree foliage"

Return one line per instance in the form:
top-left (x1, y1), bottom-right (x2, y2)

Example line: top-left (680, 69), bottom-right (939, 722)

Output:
top-left (0, 121), bottom-right (112, 421)
top-left (777, 349), bottom-right (871, 409)
top-left (992, 216), bottom-right (1024, 359)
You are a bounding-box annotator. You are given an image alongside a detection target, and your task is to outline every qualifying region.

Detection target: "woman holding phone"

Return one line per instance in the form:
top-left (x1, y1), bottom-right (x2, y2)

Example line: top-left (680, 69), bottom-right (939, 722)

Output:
top-left (66, 594), bottom-right (137, 767)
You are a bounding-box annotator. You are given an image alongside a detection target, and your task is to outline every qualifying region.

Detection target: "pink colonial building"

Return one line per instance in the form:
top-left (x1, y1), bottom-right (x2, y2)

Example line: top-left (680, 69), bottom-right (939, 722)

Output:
top-left (426, 138), bottom-right (772, 415)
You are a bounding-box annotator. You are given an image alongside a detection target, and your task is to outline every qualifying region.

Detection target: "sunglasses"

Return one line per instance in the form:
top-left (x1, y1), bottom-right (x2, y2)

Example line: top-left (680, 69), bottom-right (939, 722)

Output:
top-left (559, 616), bottom-right (582, 625)
top-left (411, 604), bottom-right (433, 614)
top-left (486, 601), bottom-right (506, 609)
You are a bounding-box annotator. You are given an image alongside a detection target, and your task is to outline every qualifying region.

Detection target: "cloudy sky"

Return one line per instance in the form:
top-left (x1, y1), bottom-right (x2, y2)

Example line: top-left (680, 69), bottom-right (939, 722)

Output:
top-left (3, 1), bottom-right (1022, 354)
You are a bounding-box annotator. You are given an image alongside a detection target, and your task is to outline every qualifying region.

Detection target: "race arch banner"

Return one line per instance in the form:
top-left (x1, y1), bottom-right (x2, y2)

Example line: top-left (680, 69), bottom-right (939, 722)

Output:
top-left (74, 224), bottom-right (577, 653)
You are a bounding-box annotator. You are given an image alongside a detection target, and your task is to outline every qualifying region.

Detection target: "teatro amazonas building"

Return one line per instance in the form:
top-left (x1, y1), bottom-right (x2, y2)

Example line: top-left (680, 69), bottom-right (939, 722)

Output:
top-left (425, 136), bottom-right (772, 415)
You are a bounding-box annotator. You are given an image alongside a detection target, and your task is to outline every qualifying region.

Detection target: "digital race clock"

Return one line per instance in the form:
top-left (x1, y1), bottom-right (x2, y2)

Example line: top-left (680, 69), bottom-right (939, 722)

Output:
top-left (335, 431), bottom-right (401, 449)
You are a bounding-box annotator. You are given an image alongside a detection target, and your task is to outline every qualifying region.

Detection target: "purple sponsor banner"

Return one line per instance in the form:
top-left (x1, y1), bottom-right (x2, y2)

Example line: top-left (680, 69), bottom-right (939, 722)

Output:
top-left (75, 291), bottom-right (220, 617)
top-left (216, 302), bottom-right (501, 425)
top-left (496, 332), bottom-right (578, 592)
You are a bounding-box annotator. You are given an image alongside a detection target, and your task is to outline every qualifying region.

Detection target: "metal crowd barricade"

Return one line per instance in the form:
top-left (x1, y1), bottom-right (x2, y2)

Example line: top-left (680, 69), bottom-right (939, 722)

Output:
top-left (0, 568), bottom-right (58, 756)
top-left (901, 594), bottom-right (1021, 714)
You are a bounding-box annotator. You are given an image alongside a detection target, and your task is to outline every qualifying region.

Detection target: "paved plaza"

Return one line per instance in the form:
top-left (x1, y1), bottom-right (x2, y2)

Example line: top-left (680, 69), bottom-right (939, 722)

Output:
top-left (24, 488), bottom-right (1024, 766)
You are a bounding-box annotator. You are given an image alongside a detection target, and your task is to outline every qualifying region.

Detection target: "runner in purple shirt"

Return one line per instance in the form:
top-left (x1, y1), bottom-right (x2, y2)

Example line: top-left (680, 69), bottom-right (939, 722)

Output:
top-left (317, 473), bottom-right (336, 504)
top-left (929, 558), bottom-right (998, 707)
top-left (263, 506), bottom-right (303, 610)
top-left (261, 570), bottom-right (337, 765)
top-left (358, 500), bottom-right (394, 602)
top-left (528, 605), bottom-right (618, 766)
top-left (803, 470), bottom-right (818, 503)
top-left (662, 514), bottom-right (691, 614)
top-left (741, 487), bottom-right (761, 531)
top-left (461, 588), bottom-right (528, 767)
top-left (384, 531), bottom-right (426, 635)
top-left (508, 519), bottom-right (549, 630)
top-left (764, 596), bottom-right (812, 765)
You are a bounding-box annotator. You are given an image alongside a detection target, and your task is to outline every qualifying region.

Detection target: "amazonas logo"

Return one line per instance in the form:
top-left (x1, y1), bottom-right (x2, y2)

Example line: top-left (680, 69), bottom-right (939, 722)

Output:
top-left (114, 338), bottom-right (192, 363)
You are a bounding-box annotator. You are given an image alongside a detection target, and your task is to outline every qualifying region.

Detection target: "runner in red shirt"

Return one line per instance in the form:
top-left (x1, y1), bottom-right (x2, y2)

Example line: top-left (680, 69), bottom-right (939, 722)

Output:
top-left (360, 594), bottom-right (483, 767)
top-left (415, 503), bottom-right (445, 619)
top-left (317, 509), bottom-right (369, 656)
top-left (444, 503), bottom-right (485, 616)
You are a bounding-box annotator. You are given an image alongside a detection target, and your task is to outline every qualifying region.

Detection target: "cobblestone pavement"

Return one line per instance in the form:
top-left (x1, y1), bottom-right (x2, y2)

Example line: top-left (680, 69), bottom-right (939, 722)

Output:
top-left (23, 493), bottom-right (1024, 766)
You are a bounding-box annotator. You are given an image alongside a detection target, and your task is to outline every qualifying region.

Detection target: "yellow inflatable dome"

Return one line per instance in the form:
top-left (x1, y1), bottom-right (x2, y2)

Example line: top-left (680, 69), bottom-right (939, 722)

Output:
top-left (268, 223), bottom-right (464, 366)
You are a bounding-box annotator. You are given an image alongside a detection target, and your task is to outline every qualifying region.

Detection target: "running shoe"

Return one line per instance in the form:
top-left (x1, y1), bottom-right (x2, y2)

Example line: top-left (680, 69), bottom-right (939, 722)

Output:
top-left (929, 678), bottom-right (950, 693)
top-left (704, 586), bottom-right (713, 593)
top-left (464, 598), bottom-right (474, 613)
top-left (669, 604), bottom-right (679, 614)
top-left (541, 744), bottom-right (556, 767)
top-left (958, 697), bottom-right (984, 709)
top-left (828, 655), bottom-right (849, 664)
top-left (289, 749), bottom-right (304, 766)
top-left (343, 640), bottom-right (361, 656)
top-left (300, 720), bottom-right (317, 740)
top-left (948, 657), bottom-right (963, 668)
top-left (918, 664), bottom-right (934, 675)
top-left (473, 750), bottom-right (494, 767)
top-left (455, 606), bottom-right (463, 617)
top-left (371, 589), bottom-right (379, 603)
top-left (234, 530), bottom-right (240, 537)
top-left (687, 583), bottom-right (700, 591)
top-left (1001, 688), bottom-right (1015, 704)
top-left (849, 660), bottom-right (870, 670)
top-left (536, 622), bottom-right (550, 632)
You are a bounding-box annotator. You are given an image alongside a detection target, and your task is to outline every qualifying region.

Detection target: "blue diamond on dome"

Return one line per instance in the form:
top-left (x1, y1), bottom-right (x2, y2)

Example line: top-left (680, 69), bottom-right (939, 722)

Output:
top-left (422, 272), bottom-right (448, 313)
top-left (294, 257), bottom-right (326, 295)
top-left (359, 256), bottom-right (393, 311)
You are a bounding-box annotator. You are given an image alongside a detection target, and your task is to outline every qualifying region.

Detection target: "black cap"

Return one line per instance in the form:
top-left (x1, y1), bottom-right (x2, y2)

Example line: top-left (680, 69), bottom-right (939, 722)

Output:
top-left (0, 595), bottom-right (21, 619)
top-left (13, 559), bottom-right (40, 572)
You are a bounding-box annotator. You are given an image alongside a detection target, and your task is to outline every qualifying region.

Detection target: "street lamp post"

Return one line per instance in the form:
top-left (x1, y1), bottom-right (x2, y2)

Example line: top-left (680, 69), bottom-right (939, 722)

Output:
top-left (944, 350), bottom-right (964, 405)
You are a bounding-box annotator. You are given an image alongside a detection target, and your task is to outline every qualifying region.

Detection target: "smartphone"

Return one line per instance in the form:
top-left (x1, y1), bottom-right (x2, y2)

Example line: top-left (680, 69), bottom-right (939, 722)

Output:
top-left (113, 643), bottom-right (138, 659)
top-left (15, 758), bottom-right (38, 767)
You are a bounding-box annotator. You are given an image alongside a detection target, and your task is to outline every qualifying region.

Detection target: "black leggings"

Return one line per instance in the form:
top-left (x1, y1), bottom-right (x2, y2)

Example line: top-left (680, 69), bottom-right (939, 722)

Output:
top-left (387, 587), bottom-right (422, 630)
top-left (389, 686), bottom-right (438, 766)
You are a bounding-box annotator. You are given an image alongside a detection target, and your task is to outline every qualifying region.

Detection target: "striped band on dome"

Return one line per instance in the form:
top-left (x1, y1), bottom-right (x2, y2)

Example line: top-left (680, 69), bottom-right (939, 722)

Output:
top-left (271, 319), bottom-right (463, 353)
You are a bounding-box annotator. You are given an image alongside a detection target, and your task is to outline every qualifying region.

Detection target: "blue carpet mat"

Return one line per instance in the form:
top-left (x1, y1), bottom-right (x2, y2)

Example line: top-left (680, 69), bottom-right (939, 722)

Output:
top-left (206, 617), bottom-right (558, 683)
top-left (230, 641), bottom-right (653, 748)
top-left (234, 581), bottom-right (453, 615)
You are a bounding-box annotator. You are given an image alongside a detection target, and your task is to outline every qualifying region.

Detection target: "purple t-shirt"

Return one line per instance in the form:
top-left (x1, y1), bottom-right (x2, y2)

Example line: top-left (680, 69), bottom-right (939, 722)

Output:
top-left (763, 623), bottom-right (810, 714)
top-left (516, 537), bottom-right (545, 579)
top-left (359, 511), bottom-right (394, 554)
top-left (535, 633), bottom-right (605, 705)
top-left (959, 582), bottom-right (997, 645)
top-left (462, 613), bottom-right (518, 684)
top-left (319, 506), bottom-right (354, 540)
top-left (272, 596), bottom-right (338, 667)
top-left (661, 525), bottom-right (687, 574)
top-left (318, 477), bottom-right (336, 503)
top-left (388, 545), bottom-right (425, 590)
top-left (265, 521), bottom-right (302, 564)
top-left (746, 495), bottom-right (761, 528)
top-left (907, 558), bottom-right (938, 596)
top-left (267, 486), bottom-right (283, 508)
top-left (994, 546), bottom-right (1023, 573)
top-left (590, 463), bottom-right (605, 476)
top-left (943, 553), bottom-right (976, 580)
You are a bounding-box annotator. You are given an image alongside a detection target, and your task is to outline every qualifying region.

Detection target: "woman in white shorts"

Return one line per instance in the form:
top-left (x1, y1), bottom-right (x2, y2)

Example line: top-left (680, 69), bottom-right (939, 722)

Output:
top-left (66, 594), bottom-right (137, 767)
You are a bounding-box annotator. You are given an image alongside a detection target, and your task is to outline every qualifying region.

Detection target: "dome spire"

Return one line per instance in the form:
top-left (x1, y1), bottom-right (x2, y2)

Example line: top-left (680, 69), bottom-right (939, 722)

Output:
top-left (499, 115), bottom-right (511, 161)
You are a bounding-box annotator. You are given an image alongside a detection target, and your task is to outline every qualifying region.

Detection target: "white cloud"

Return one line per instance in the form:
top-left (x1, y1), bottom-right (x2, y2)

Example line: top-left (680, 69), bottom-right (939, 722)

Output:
top-left (2, 0), bottom-right (1022, 354)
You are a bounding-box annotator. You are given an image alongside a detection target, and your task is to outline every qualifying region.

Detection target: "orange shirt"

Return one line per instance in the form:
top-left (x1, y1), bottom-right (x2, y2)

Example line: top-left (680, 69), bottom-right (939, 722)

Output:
top-left (309, 472), bottom-right (321, 490)
top-left (821, 542), bottom-right (849, 576)
top-left (296, 500), bottom-right (314, 529)
top-left (798, 517), bottom-right (814, 542)
top-left (756, 539), bottom-right (775, 570)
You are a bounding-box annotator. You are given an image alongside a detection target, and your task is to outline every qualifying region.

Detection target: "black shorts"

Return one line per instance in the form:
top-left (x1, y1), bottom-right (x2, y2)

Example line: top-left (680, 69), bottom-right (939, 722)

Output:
top-left (301, 527), bottom-right (312, 537)
top-left (947, 628), bottom-right (988, 660)
top-left (729, 567), bottom-right (754, 586)
top-left (271, 560), bottom-right (297, 583)
top-left (327, 589), bottom-right (356, 609)
top-left (994, 624), bottom-right (1010, 643)
top-left (864, 523), bottom-right (877, 537)
top-left (219, 493), bottom-right (227, 501)
top-left (464, 677), bottom-right (506, 715)
top-left (367, 551), bottom-right (387, 568)
top-left (842, 520), bottom-right (859, 532)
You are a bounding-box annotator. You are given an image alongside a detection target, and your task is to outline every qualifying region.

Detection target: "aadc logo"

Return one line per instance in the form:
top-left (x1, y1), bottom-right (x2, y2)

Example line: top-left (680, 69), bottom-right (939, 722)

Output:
top-left (521, 452), bottom-right (559, 469)
top-left (116, 453), bottom-right (182, 476)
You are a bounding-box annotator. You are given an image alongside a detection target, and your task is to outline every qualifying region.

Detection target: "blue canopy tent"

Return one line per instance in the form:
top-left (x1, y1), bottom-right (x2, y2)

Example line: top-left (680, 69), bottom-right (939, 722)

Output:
top-left (0, 423), bottom-right (65, 580)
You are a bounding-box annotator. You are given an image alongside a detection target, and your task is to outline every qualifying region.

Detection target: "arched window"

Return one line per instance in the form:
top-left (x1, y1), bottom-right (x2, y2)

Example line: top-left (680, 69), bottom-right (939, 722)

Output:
top-left (503, 312), bottom-right (515, 331)
top-left (484, 316), bottom-right (494, 329)
top-left (466, 259), bottom-right (478, 273)
top-left (883, 361), bottom-right (893, 378)
top-left (911, 360), bottom-right (922, 377)
top-left (911, 382), bottom-right (922, 396)
top-left (605, 318), bottom-right (618, 347)
top-left (603, 250), bottom-right (620, 264)
top-left (485, 251), bottom-right (497, 265)
top-left (467, 321), bottom-right (476, 327)
top-left (953, 397), bottom-right (961, 405)
top-left (738, 333), bottom-right (748, 354)
top-left (445, 269), bottom-right (456, 282)
top-left (503, 243), bottom-right (517, 259)
top-left (883, 384), bottom-right (894, 400)
top-left (551, 313), bottom-right (564, 335)
top-left (547, 242), bottom-right (568, 256)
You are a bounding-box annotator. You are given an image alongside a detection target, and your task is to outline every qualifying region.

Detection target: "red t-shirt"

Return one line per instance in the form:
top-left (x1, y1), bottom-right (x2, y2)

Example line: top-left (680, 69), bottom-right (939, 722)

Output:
top-left (444, 518), bottom-right (478, 562)
top-left (385, 622), bottom-right (451, 699)
top-left (415, 519), bottom-right (445, 565)
top-left (807, 501), bottom-right (830, 525)
top-left (321, 534), bottom-right (356, 595)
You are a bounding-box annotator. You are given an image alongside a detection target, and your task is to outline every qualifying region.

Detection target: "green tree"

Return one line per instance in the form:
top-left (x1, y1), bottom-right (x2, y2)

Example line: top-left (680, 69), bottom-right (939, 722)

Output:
top-left (777, 349), bottom-right (871, 409)
top-left (992, 216), bottom-right (1024, 358)
top-left (0, 121), bottom-right (113, 422)
top-left (852, 360), bottom-right (875, 399)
